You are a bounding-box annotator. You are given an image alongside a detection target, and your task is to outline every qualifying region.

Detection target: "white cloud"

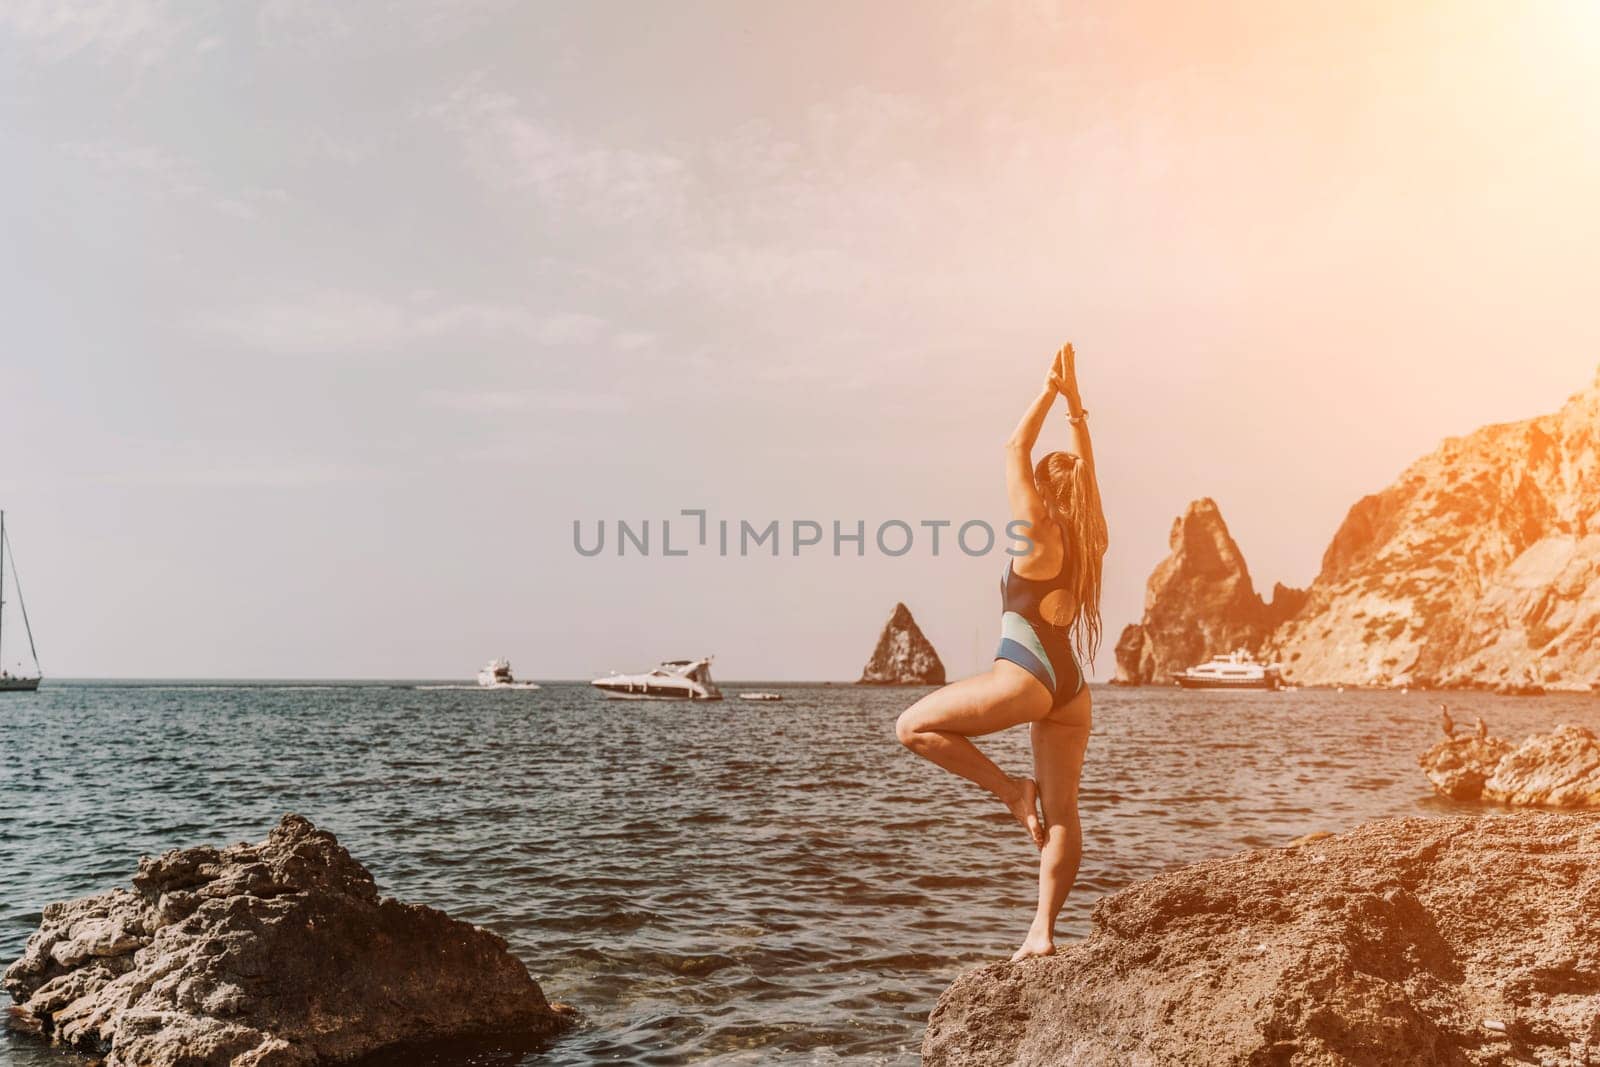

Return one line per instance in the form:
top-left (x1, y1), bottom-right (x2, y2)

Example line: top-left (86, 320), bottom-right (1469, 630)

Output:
top-left (193, 291), bottom-right (408, 354)
top-left (612, 331), bottom-right (657, 353)
top-left (252, 0), bottom-right (350, 51)
top-left (422, 76), bottom-right (688, 222)
top-left (412, 305), bottom-right (610, 346)
top-left (60, 139), bottom-right (288, 220)
top-left (424, 388), bottom-right (627, 414)
top-left (107, 454), bottom-right (372, 489)
top-left (0, 0), bottom-right (193, 65)
top-left (412, 302), bottom-right (542, 339)
top-left (194, 293), bottom-right (645, 357)
top-left (532, 313), bottom-right (609, 346)
top-left (254, 0), bottom-right (513, 56)
top-left (61, 140), bottom-right (203, 194)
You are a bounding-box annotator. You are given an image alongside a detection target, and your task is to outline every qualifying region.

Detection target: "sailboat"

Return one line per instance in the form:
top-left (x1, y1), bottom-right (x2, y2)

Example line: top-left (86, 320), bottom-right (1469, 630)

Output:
top-left (0, 511), bottom-right (42, 693)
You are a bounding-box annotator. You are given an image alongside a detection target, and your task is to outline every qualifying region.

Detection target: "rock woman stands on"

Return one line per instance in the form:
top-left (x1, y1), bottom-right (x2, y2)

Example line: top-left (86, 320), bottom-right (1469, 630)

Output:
top-left (896, 343), bottom-right (1108, 960)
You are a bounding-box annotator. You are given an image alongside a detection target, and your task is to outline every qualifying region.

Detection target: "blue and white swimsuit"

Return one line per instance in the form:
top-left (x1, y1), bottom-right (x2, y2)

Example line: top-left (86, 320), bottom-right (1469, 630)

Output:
top-left (995, 559), bottom-right (1084, 707)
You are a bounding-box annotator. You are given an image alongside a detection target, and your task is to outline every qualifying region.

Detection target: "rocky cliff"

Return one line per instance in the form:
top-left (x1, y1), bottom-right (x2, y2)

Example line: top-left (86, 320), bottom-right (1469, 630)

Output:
top-left (4, 815), bottom-right (572, 1066)
top-left (1273, 366), bottom-right (1600, 689)
top-left (1120, 364), bottom-right (1600, 690)
top-left (859, 602), bottom-right (945, 684)
top-left (923, 812), bottom-right (1600, 1066)
top-left (1114, 498), bottom-right (1305, 685)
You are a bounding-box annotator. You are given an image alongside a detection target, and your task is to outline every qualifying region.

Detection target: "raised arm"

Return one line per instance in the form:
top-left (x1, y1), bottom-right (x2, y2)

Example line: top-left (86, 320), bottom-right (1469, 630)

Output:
top-left (1054, 344), bottom-right (1105, 533)
top-left (1004, 363), bottom-right (1061, 526)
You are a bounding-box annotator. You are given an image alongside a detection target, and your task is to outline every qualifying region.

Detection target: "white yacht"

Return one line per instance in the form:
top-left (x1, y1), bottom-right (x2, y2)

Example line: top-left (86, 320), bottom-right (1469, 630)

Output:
top-left (1173, 649), bottom-right (1283, 691)
top-left (476, 658), bottom-right (540, 689)
top-left (591, 657), bottom-right (722, 701)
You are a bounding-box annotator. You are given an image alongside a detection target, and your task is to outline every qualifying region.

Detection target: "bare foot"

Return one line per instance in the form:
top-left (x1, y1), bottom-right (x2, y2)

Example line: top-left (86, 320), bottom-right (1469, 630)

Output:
top-left (1010, 926), bottom-right (1055, 963)
top-left (1004, 777), bottom-right (1044, 848)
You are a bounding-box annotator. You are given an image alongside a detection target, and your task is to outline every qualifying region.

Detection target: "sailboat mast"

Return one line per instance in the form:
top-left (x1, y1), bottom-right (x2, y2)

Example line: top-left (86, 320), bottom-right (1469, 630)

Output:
top-left (4, 523), bottom-right (41, 677)
top-left (1, 509), bottom-right (6, 669)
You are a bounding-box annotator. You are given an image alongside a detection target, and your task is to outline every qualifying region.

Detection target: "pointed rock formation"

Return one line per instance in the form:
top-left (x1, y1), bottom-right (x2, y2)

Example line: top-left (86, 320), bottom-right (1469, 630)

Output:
top-left (1113, 498), bottom-right (1304, 685)
top-left (3, 815), bottom-right (572, 1066)
top-left (859, 602), bottom-right (945, 685)
top-left (1119, 364), bottom-right (1600, 690)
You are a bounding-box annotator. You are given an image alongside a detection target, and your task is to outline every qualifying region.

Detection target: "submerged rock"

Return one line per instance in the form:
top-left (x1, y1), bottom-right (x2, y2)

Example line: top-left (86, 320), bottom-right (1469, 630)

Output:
top-left (1421, 723), bottom-right (1600, 807)
top-left (3, 815), bottom-right (571, 1066)
top-left (859, 602), bottom-right (945, 685)
top-left (923, 812), bottom-right (1600, 1066)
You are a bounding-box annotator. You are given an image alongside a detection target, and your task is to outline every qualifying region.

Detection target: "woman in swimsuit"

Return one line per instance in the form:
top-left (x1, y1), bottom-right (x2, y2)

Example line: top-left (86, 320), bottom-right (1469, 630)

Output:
top-left (895, 342), bottom-right (1107, 961)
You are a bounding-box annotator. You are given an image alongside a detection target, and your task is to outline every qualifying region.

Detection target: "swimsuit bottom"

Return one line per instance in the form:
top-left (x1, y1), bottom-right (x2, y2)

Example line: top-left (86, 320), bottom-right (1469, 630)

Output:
top-left (995, 611), bottom-right (1084, 707)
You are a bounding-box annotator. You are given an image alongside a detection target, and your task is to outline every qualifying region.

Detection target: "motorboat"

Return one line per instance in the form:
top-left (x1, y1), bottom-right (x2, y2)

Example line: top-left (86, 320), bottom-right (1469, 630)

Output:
top-left (0, 511), bottom-right (41, 693)
top-left (738, 691), bottom-right (783, 701)
top-left (1173, 649), bottom-right (1282, 691)
top-left (592, 657), bottom-right (722, 701)
top-left (476, 658), bottom-right (540, 689)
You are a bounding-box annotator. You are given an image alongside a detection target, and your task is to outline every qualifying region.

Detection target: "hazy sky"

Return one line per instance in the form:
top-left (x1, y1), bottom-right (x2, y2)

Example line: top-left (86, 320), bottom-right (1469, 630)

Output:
top-left (3, 1), bottom-right (1598, 680)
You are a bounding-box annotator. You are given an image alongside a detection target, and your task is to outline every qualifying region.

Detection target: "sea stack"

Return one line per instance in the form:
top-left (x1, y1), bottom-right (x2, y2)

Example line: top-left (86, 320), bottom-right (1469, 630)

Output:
top-left (1113, 498), bottom-right (1303, 685)
top-left (923, 812), bottom-right (1600, 1066)
top-left (859, 602), bottom-right (945, 685)
top-left (3, 815), bottom-right (572, 1066)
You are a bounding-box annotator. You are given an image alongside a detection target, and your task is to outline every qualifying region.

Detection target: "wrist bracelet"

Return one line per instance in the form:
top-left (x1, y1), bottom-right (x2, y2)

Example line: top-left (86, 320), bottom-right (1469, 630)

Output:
top-left (1068, 408), bottom-right (1088, 423)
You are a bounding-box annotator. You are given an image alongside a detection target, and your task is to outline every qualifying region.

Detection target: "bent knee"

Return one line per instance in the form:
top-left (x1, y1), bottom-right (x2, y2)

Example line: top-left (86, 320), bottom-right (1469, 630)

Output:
top-left (896, 709), bottom-right (939, 751)
top-left (894, 710), bottom-right (920, 749)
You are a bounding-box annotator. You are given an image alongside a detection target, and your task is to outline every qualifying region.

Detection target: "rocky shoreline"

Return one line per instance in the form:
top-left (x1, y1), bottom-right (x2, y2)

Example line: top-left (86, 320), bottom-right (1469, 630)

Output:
top-left (923, 812), bottom-right (1600, 1066)
top-left (4, 815), bottom-right (572, 1066)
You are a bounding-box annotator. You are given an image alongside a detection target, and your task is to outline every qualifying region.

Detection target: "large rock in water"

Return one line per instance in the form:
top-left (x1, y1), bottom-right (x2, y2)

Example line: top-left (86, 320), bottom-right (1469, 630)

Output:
top-left (1118, 364), bottom-right (1600, 690)
top-left (923, 812), bottom-right (1600, 1066)
top-left (3, 815), bottom-right (571, 1066)
top-left (1113, 498), bottom-right (1305, 685)
top-left (1420, 723), bottom-right (1600, 807)
top-left (859, 602), bottom-right (945, 684)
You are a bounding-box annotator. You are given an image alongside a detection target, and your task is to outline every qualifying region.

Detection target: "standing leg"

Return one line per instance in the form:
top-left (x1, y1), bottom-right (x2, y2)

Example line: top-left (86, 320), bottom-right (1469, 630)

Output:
top-left (1013, 696), bottom-right (1091, 960)
top-left (895, 662), bottom-right (1052, 846)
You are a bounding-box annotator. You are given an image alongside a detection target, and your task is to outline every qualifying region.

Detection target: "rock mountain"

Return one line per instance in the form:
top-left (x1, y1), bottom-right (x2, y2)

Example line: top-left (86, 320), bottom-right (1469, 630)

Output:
top-left (1117, 364), bottom-right (1600, 690)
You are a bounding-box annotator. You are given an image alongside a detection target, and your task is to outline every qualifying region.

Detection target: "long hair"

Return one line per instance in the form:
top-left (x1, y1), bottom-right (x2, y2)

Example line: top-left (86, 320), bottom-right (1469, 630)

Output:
top-left (1033, 450), bottom-right (1108, 664)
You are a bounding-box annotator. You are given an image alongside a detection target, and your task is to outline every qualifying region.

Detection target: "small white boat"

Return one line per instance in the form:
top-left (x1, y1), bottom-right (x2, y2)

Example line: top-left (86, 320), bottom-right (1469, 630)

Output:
top-left (1173, 649), bottom-right (1282, 691)
top-left (476, 658), bottom-right (541, 689)
top-left (738, 691), bottom-right (783, 702)
top-left (592, 657), bottom-right (722, 701)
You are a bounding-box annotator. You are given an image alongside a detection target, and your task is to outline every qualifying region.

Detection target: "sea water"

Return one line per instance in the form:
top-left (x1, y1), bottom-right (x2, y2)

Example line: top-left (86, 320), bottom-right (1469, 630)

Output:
top-left (2, 682), bottom-right (1595, 1065)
